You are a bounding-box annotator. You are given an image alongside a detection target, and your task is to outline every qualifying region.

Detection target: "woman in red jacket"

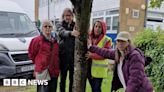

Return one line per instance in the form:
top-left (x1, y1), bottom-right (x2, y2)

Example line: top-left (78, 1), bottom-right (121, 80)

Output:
top-left (28, 20), bottom-right (59, 92)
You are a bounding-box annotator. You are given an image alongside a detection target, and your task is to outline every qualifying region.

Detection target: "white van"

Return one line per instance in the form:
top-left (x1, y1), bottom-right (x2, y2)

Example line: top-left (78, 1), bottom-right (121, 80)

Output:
top-left (0, 0), bottom-right (39, 79)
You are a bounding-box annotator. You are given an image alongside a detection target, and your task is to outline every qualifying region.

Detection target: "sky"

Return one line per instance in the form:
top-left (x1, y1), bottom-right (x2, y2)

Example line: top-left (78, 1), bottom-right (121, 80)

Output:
top-left (9, 0), bottom-right (35, 21)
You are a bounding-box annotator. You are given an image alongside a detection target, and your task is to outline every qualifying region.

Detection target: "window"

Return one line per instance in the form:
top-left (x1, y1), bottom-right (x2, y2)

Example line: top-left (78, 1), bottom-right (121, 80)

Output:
top-left (110, 10), bottom-right (119, 15)
top-left (106, 11), bottom-right (110, 15)
top-left (132, 9), bottom-right (139, 18)
top-left (112, 16), bottom-right (119, 30)
top-left (98, 11), bottom-right (104, 16)
top-left (106, 10), bottom-right (119, 15)
top-left (0, 12), bottom-right (36, 34)
top-left (92, 17), bottom-right (103, 25)
top-left (93, 11), bottom-right (104, 17)
top-left (106, 17), bottom-right (111, 30)
top-left (93, 12), bottom-right (98, 17)
top-left (147, 18), bottom-right (163, 22)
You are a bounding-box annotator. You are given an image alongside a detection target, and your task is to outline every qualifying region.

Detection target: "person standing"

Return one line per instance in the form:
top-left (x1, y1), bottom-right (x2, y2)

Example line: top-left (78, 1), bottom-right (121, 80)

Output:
top-left (86, 20), bottom-right (112, 92)
top-left (28, 20), bottom-right (59, 92)
top-left (56, 8), bottom-right (80, 92)
top-left (88, 31), bottom-right (153, 92)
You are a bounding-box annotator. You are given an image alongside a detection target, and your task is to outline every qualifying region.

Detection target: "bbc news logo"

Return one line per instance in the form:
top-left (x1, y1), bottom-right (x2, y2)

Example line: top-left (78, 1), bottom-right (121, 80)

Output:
top-left (3, 79), bottom-right (48, 86)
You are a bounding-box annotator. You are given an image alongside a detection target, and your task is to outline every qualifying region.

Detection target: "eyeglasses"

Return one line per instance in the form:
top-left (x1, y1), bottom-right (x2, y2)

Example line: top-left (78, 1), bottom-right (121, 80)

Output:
top-left (64, 14), bottom-right (72, 17)
top-left (44, 25), bottom-right (52, 28)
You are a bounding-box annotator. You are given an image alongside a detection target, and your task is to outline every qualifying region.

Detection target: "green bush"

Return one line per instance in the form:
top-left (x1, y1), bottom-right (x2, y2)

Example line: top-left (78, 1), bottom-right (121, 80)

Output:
top-left (133, 28), bottom-right (164, 91)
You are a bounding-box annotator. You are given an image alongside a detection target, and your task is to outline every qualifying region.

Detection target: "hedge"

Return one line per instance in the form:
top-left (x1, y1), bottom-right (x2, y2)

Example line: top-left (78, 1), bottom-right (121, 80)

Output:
top-left (133, 28), bottom-right (164, 91)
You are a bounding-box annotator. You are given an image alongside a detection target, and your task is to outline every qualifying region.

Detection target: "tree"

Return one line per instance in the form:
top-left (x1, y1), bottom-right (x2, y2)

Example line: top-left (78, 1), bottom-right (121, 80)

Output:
top-left (69, 0), bottom-right (93, 92)
top-left (68, 0), bottom-right (164, 92)
top-left (150, 0), bottom-right (164, 8)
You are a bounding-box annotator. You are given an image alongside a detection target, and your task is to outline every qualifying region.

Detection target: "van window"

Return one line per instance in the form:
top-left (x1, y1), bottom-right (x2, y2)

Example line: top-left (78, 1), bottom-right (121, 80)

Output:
top-left (0, 12), bottom-right (37, 36)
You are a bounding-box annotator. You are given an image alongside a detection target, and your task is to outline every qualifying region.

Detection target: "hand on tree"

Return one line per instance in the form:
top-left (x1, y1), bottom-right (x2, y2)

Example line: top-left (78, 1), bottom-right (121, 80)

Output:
top-left (85, 51), bottom-right (92, 60)
top-left (71, 27), bottom-right (80, 37)
top-left (87, 37), bottom-right (92, 49)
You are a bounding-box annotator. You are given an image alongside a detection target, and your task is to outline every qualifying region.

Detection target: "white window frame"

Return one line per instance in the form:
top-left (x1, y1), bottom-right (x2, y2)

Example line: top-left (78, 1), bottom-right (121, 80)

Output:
top-left (105, 14), bottom-right (119, 34)
top-left (106, 17), bottom-right (111, 31)
top-left (132, 9), bottom-right (140, 18)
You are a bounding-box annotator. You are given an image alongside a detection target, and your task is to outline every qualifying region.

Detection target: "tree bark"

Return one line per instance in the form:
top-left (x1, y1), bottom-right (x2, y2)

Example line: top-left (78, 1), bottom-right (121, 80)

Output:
top-left (70, 0), bottom-right (93, 92)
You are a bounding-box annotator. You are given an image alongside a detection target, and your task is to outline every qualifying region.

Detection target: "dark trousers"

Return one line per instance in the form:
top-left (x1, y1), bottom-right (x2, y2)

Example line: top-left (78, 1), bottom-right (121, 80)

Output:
top-left (60, 67), bottom-right (74, 92)
top-left (37, 77), bottom-right (58, 92)
top-left (88, 77), bottom-right (103, 92)
top-left (88, 77), bottom-right (94, 92)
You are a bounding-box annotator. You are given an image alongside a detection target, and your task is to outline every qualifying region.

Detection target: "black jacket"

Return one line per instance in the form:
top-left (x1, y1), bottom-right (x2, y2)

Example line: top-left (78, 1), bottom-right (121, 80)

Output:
top-left (56, 20), bottom-right (75, 69)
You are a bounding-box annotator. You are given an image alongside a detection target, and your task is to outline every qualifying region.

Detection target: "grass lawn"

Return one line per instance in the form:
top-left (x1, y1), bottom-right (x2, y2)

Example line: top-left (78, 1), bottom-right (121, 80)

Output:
top-left (24, 72), bottom-right (123, 92)
top-left (85, 72), bottom-right (123, 92)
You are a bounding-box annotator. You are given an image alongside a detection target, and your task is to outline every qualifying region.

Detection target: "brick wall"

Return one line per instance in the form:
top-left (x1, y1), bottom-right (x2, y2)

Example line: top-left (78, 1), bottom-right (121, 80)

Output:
top-left (119, 0), bottom-right (147, 35)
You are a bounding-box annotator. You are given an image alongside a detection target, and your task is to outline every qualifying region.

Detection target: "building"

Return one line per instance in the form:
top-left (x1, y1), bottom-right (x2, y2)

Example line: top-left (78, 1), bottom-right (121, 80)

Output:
top-left (37, 0), bottom-right (164, 43)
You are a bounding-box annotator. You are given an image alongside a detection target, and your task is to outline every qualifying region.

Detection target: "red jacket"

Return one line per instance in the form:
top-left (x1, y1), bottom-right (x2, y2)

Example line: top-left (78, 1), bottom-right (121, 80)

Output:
top-left (28, 35), bottom-right (59, 77)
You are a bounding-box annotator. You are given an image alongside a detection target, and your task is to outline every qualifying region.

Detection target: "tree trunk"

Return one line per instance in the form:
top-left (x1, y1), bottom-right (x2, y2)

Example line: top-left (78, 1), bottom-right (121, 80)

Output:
top-left (70, 0), bottom-right (93, 92)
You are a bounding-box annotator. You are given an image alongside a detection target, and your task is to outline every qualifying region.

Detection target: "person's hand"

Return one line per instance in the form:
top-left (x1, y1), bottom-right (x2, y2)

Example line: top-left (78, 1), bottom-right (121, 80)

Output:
top-left (85, 51), bottom-right (92, 60)
top-left (87, 38), bottom-right (92, 49)
top-left (71, 27), bottom-right (80, 37)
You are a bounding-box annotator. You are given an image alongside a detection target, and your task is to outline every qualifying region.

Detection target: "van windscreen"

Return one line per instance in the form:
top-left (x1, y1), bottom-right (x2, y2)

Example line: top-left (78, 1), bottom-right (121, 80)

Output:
top-left (0, 12), bottom-right (37, 36)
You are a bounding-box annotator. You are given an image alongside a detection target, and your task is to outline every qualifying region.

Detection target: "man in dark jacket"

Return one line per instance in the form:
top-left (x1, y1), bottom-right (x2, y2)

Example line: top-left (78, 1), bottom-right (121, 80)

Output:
top-left (56, 8), bottom-right (80, 92)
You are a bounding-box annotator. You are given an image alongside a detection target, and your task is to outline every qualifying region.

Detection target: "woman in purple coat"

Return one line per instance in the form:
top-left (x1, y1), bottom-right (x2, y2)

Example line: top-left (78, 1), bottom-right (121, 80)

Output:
top-left (87, 32), bottom-right (153, 92)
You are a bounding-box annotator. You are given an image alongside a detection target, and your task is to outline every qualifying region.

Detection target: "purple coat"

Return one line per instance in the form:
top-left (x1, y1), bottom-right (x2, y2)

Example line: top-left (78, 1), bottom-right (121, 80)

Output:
top-left (89, 45), bottom-right (153, 92)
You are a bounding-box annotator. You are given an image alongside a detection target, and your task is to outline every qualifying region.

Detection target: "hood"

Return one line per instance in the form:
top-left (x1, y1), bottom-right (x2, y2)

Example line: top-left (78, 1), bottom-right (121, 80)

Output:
top-left (90, 20), bottom-right (107, 44)
top-left (90, 20), bottom-right (107, 36)
top-left (0, 37), bottom-right (34, 51)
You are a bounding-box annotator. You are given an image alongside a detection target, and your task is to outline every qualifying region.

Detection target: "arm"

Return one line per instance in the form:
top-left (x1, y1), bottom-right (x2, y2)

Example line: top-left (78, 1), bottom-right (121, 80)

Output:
top-left (28, 38), bottom-right (40, 63)
top-left (126, 54), bottom-right (145, 92)
top-left (89, 45), bottom-right (115, 60)
top-left (90, 53), bottom-right (104, 60)
top-left (56, 22), bottom-right (72, 39)
top-left (90, 40), bottom-right (112, 60)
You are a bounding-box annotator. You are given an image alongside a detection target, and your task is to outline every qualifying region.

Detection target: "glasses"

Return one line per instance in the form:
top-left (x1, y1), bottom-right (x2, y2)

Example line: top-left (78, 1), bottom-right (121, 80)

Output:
top-left (44, 25), bottom-right (52, 28)
top-left (64, 14), bottom-right (72, 17)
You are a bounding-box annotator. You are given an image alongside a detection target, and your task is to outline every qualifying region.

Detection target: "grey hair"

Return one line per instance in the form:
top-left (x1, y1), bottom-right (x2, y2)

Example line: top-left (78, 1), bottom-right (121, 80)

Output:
top-left (62, 8), bottom-right (74, 20)
top-left (40, 19), bottom-right (53, 30)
